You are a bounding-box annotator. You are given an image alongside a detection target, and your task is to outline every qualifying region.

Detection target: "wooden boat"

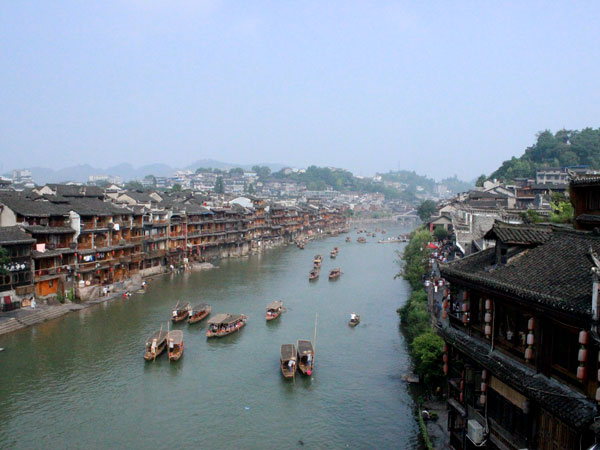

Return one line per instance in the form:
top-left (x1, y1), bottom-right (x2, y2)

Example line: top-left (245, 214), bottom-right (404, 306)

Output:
top-left (313, 254), bottom-right (322, 268)
top-left (309, 268), bottom-right (320, 281)
top-left (349, 313), bottom-right (360, 327)
top-left (297, 340), bottom-right (315, 376)
top-left (329, 268), bottom-right (341, 280)
top-left (266, 300), bottom-right (283, 321)
top-left (357, 236), bottom-right (366, 243)
top-left (143, 330), bottom-right (168, 361)
top-left (330, 250), bottom-right (337, 259)
top-left (378, 237), bottom-right (401, 244)
top-left (345, 237), bottom-right (351, 243)
top-left (172, 302), bottom-right (191, 322)
top-left (298, 242), bottom-right (305, 249)
top-left (188, 303), bottom-right (211, 324)
top-left (280, 344), bottom-right (297, 379)
top-left (206, 313), bottom-right (248, 338)
top-left (167, 330), bottom-right (184, 361)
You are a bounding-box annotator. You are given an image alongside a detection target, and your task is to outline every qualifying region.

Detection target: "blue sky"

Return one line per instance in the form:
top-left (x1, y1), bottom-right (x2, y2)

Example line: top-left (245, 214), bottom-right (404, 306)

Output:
top-left (1, 1), bottom-right (599, 179)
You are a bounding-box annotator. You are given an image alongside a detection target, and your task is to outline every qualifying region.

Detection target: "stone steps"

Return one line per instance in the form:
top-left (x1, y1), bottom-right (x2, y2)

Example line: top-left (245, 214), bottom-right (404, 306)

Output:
top-left (0, 318), bottom-right (26, 335)
top-left (16, 306), bottom-right (70, 326)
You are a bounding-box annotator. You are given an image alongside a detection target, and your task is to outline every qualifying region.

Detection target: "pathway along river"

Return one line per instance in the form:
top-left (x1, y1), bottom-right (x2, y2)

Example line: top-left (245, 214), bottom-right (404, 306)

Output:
top-left (0, 224), bottom-right (419, 449)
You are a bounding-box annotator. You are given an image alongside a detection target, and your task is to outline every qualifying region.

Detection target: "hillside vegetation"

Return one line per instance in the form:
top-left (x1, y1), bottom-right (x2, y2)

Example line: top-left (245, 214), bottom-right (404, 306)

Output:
top-left (490, 128), bottom-right (600, 181)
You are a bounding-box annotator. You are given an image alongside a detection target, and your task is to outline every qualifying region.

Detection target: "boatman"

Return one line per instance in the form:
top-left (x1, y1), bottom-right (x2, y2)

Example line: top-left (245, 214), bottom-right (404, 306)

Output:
top-left (350, 312), bottom-right (356, 321)
top-left (151, 340), bottom-right (157, 355)
top-left (288, 359), bottom-right (295, 371)
top-left (172, 310), bottom-right (177, 318)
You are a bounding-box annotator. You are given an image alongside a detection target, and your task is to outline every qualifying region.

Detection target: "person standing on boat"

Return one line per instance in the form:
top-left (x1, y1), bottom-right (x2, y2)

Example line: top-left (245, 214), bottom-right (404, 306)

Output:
top-left (307, 353), bottom-right (312, 367)
top-left (288, 359), bottom-right (295, 371)
top-left (350, 313), bottom-right (356, 321)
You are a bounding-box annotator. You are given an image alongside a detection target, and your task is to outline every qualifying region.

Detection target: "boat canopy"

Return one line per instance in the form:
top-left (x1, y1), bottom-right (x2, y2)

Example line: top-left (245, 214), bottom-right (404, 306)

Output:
top-left (281, 344), bottom-right (297, 361)
top-left (297, 340), bottom-right (314, 355)
top-left (145, 330), bottom-right (167, 346)
top-left (266, 301), bottom-right (283, 311)
top-left (167, 330), bottom-right (183, 345)
top-left (207, 313), bottom-right (246, 326)
top-left (173, 302), bottom-right (190, 311)
top-left (190, 303), bottom-right (209, 312)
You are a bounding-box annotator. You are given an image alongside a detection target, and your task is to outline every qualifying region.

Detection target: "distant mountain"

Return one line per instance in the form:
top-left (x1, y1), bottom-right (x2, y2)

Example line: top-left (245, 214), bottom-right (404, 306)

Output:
top-left (183, 159), bottom-right (285, 173)
top-left (5, 160), bottom-right (286, 185)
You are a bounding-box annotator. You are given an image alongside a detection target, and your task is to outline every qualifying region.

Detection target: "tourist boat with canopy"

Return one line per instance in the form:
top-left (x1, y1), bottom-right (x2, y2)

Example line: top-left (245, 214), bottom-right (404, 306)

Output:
top-left (297, 340), bottom-right (315, 376)
top-left (349, 313), bottom-right (360, 327)
top-left (313, 255), bottom-right (322, 268)
top-left (357, 236), bottom-right (367, 243)
top-left (266, 301), bottom-right (284, 321)
top-left (329, 268), bottom-right (341, 280)
top-left (188, 303), bottom-right (211, 324)
top-left (345, 237), bottom-right (351, 243)
top-left (167, 330), bottom-right (184, 361)
top-left (280, 344), bottom-right (297, 379)
top-left (172, 302), bottom-right (191, 323)
top-left (143, 329), bottom-right (168, 361)
top-left (206, 313), bottom-right (248, 338)
top-left (309, 268), bottom-right (320, 281)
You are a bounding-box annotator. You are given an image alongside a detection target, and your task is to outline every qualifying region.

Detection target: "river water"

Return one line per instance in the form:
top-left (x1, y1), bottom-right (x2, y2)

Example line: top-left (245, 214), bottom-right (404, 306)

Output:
top-left (0, 224), bottom-right (419, 449)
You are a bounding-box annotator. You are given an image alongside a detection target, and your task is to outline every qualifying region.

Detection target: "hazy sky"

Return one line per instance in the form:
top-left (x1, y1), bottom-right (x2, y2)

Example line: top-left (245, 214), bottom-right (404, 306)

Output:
top-left (2, 1), bottom-right (599, 180)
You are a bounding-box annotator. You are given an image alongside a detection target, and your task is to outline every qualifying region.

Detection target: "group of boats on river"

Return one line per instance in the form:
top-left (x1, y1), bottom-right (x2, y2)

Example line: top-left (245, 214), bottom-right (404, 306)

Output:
top-left (308, 251), bottom-right (342, 281)
top-left (143, 229), bottom-right (375, 377)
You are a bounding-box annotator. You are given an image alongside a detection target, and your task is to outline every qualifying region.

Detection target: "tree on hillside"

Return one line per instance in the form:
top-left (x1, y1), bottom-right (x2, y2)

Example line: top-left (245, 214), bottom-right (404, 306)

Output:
top-left (417, 200), bottom-right (437, 222)
top-left (171, 184), bottom-right (182, 192)
top-left (195, 167), bottom-right (212, 174)
top-left (252, 166), bottom-right (271, 178)
top-left (247, 183), bottom-right (255, 194)
top-left (475, 174), bottom-right (487, 187)
top-left (490, 128), bottom-right (600, 181)
top-left (214, 176), bottom-right (224, 194)
top-left (229, 167), bottom-right (244, 176)
top-left (124, 180), bottom-right (144, 191)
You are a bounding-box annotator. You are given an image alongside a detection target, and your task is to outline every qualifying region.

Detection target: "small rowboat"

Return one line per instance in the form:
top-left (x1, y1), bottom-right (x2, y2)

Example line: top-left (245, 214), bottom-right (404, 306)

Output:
top-left (329, 268), bottom-right (341, 280)
top-left (280, 344), bottom-right (297, 379)
top-left (345, 237), bottom-right (351, 243)
top-left (167, 330), bottom-right (184, 361)
top-left (309, 268), bottom-right (320, 281)
top-left (297, 340), bottom-right (315, 376)
top-left (349, 313), bottom-right (360, 327)
top-left (172, 302), bottom-right (191, 322)
top-left (206, 314), bottom-right (248, 338)
top-left (144, 330), bottom-right (168, 361)
top-left (188, 303), bottom-right (211, 324)
top-left (266, 301), bottom-right (284, 321)
top-left (313, 254), bottom-right (322, 268)
top-left (357, 237), bottom-right (366, 243)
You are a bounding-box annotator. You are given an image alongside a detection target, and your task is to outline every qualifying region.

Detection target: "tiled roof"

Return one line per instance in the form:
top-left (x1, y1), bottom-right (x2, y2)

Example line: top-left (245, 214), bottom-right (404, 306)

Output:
top-left (441, 226), bottom-right (600, 316)
top-left (440, 325), bottom-right (596, 430)
top-left (484, 222), bottom-right (553, 245)
top-left (0, 226), bottom-right (35, 245)
top-left (23, 225), bottom-right (76, 235)
top-left (0, 193), bottom-right (71, 217)
top-left (66, 198), bottom-right (132, 216)
top-left (47, 184), bottom-right (104, 198)
top-left (570, 174), bottom-right (600, 186)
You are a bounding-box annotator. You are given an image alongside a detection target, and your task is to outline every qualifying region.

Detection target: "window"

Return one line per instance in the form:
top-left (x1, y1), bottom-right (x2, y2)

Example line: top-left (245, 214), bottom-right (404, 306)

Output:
top-left (551, 325), bottom-right (579, 377)
top-left (488, 388), bottom-right (527, 441)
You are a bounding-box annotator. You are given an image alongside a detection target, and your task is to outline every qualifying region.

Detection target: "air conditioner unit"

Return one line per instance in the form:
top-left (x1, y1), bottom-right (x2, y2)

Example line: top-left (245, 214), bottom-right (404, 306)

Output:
top-left (467, 419), bottom-right (485, 445)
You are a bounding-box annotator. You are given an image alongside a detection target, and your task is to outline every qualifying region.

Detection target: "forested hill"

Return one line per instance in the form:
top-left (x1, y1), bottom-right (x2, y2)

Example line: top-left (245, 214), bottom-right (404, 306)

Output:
top-left (489, 128), bottom-right (600, 181)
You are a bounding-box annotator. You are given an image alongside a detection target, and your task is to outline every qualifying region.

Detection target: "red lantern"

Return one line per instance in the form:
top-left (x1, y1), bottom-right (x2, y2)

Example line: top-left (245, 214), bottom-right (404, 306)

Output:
top-left (577, 365), bottom-right (586, 380)
top-left (112, 251), bottom-right (115, 256)
top-left (443, 343), bottom-right (449, 353)
top-left (57, 268), bottom-right (61, 273)
top-left (443, 353), bottom-right (448, 363)
top-left (443, 363), bottom-right (448, 375)
top-left (97, 270), bottom-right (101, 275)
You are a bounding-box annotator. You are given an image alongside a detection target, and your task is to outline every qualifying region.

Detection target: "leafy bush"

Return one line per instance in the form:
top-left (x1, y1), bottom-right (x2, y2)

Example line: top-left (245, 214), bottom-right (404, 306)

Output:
top-left (411, 331), bottom-right (444, 385)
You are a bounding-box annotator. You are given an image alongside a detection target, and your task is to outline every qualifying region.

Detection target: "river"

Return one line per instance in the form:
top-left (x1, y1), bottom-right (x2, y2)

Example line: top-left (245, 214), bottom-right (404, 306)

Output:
top-left (0, 224), bottom-right (419, 449)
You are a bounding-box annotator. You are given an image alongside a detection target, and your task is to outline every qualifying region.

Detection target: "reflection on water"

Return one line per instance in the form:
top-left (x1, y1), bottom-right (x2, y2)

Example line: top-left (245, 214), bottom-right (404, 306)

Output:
top-left (0, 224), bottom-right (419, 449)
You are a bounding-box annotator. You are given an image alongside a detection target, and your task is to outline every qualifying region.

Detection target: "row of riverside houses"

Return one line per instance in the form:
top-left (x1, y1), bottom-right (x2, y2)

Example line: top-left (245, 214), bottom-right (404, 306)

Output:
top-left (0, 185), bottom-right (348, 305)
top-left (426, 174), bottom-right (600, 449)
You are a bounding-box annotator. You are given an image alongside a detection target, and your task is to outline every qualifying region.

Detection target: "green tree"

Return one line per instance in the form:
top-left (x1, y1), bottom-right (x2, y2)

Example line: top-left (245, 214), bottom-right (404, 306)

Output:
top-left (416, 200), bottom-right (437, 222)
top-left (171, 183), bottom-right (182, 192)
top-left (433, 227), bottom-right (449, 241)
top-left (124, 180), bottom-right (144, 191)
top-left (0, 247), bottom-right (9, 276)
top-left (252, 165), bottom-right (271, 179)
top-left (195, 167), bottom-right (212, 174)
top-left (229, 167), bottom-right (244, 176)
top-left (411, 331), bottom-right (444, 384)
top-left (247, 183), bottom-right (255, 194)
top-left (397, 228), bottom-right (432, 290)
top-left (475, 174), bottom-right (487, 187)
top-left (214, 176), bottom-right (224, 194)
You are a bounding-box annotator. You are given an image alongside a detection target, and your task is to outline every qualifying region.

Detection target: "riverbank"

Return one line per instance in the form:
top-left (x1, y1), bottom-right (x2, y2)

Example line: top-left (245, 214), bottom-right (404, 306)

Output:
top-left (398, 227), bottom-right (446, 449)
top-left (0, 230), bottom-right (341, 337)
